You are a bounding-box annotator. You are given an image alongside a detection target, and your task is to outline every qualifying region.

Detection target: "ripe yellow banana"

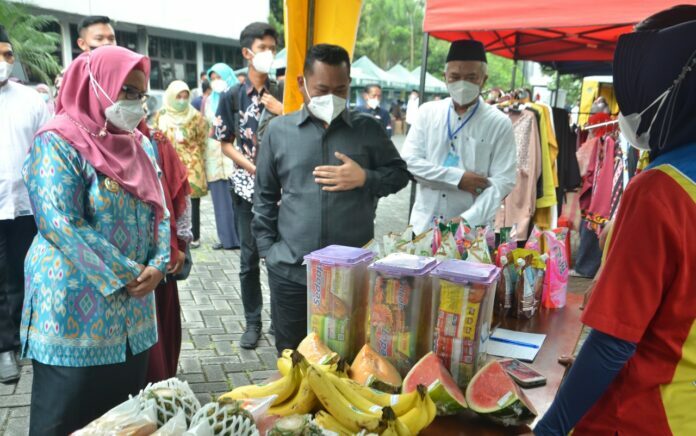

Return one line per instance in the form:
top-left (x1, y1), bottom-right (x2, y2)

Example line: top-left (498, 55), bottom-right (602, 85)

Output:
top-left (324, 370), bottom-right (384, 416)
top-left (221, 350), bottom-right (302, 405)
top-left (306, 365), bottom-right (382, 433)
top-left (398, 385), bottom-right (433, 435)
top-left (267, 370), bottom-right (318, 416)
top-left (381, 406), bottom-right (412, 436)
top-left (337, 377), bottom-right (420, 416)
top-left (277, 351), bottom-right (347, 376)
top-left (313, 410), bottom-right (353, 436)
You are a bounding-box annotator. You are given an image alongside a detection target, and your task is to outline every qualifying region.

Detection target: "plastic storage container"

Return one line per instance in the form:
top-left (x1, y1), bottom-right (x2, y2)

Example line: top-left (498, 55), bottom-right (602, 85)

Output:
top-left (305, 245), bottom-right (375, 361)
top-left (368, 253), bottom-right (439, 376)
top-left (430, 259), bottom-right (501, 389)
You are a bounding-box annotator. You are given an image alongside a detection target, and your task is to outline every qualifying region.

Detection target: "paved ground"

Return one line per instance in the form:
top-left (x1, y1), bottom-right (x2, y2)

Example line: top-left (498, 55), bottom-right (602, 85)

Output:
top-left (0, 135), bottom-right (591, 434)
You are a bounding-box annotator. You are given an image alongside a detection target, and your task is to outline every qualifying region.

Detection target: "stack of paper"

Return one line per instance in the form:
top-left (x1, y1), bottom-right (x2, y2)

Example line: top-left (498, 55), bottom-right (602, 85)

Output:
top-left (487, 328), bottom-right (547, 362)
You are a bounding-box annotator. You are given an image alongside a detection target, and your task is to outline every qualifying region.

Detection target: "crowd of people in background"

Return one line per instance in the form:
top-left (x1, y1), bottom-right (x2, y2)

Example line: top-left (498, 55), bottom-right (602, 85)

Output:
top-left (1, 4), bottom-right (695, 435)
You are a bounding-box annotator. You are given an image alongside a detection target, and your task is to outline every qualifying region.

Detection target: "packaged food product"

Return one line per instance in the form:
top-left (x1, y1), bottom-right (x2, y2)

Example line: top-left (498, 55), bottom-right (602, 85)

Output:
top-left (430, 260), bottom-right (501, 389)
top-left (368, 253), bottom-right (438, 375)
top-left (304, 245), bottom-right (375, 361)
top-left (511, 255), bottom-right (545, 319)
top-left (542, 229), bottom-right (569, 309)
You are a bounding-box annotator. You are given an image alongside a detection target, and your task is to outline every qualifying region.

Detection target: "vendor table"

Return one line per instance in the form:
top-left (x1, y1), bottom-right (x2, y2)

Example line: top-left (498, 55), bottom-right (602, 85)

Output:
top-left (422, 292), bottom-right (585, 435)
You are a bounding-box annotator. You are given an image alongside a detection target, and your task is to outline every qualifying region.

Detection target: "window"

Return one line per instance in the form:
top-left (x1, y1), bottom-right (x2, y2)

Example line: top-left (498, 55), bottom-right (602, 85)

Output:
top-left (69, 24), bottom-right (137, 59)
top-left (116, 30), bottom-right (138, 51)
top-left (203, 42), bottom-right (243, 72)
top-left (148, 35), bottom-right (197, 90)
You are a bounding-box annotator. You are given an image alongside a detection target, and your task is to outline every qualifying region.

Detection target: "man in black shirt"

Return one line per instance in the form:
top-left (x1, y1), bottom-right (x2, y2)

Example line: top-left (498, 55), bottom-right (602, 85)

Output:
top-left (214, 22), bottom-right (283, 349)
top-left (253, 44), bottom-right (410, 353)
top-left (356, 83), bottom-right (393, 137)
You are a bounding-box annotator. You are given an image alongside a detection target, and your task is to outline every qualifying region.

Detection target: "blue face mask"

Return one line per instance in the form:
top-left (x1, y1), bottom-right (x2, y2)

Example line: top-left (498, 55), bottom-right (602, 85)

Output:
top-left (40, 93), bottom-right (50, 102)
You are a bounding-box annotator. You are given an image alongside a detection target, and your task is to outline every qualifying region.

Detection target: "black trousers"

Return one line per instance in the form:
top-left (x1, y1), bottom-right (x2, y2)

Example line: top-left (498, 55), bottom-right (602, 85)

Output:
top-left (191, 197), bottom-right (201, 241)
top-left (231, 193), bottom-right (262, 327)
top-left (0, 216), bottom-right (37, 352)
top-left (30, 347), bottom-right (149, 436)
top-left (268, 267), bottom-right (307, 355)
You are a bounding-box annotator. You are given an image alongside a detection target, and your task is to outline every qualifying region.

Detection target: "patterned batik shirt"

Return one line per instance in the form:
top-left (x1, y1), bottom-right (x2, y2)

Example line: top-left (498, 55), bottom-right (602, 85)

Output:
top-left (213, 81), bottom-right (267, 203)
top-left (20, 131), bottom-right (171, 367)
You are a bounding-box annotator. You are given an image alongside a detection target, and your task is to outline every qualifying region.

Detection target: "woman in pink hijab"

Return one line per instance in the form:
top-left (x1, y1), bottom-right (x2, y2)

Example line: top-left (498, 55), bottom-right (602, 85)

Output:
top-left (21, 45), bottom-right (170, 435)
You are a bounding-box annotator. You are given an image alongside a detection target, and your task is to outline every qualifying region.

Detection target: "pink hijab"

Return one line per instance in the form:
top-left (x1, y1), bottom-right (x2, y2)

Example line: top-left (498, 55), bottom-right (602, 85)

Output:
top-left (37, 46), bottom-right (164, 229)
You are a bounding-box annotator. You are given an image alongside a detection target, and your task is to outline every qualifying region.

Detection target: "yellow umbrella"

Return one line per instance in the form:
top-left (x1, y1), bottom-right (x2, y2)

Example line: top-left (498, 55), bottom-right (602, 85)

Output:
top-left (283, 0), bottom-right (363, 113)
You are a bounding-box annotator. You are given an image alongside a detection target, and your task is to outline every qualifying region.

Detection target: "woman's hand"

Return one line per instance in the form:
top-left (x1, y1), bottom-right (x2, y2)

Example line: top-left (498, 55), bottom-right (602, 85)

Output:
top-left (168, 250), bottom-right (186, 275)
top-left (126, 266), bottom-right (164, 298)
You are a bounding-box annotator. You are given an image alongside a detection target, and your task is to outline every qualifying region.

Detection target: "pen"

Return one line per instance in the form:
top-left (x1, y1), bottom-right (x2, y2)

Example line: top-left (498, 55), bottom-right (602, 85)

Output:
top-left (490, 337), bottom-right (540, 349)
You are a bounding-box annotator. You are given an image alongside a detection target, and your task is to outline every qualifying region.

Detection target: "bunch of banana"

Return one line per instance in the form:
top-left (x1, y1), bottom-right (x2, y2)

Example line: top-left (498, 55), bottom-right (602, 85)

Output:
top-left (277, 349), bottom-right (348, 377)
top-left (219, 350), bottom-right (304, 407)
top-left (267, 356), bottom-right (318, 417)
top-left (306, 364), bottom-right (384, 433)
top-left (380, 407), bottom-right (412, 436)
top-left (397, 385), bottom-right (437, 435)
top-left (308, 362), bottom-right (436, 435)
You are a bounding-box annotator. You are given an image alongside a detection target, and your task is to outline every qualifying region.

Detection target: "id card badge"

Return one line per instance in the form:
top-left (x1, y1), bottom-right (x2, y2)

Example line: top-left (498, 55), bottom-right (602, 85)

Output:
top-left (443, 148), bottom-right (460, 168)
top-left (174, 128), bottom-right (185, 143)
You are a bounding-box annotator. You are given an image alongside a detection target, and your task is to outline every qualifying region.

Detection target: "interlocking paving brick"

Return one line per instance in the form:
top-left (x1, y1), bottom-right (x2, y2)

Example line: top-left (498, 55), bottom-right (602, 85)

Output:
top-left (202, 364), bottom-right (226, 382)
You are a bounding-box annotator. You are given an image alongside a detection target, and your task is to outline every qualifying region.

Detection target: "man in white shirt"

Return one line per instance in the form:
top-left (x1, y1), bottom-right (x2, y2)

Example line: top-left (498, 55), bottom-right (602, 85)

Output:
top-left (402, 39), bottom-right (517, 234)
top-left (0, 25), bottom-right (50, 382)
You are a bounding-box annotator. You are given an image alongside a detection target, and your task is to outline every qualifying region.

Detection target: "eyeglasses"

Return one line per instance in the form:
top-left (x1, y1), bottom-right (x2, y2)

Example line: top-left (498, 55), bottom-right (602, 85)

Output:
top-left (0, 50), bottom-right (14, 62)
top-left (121, 85), bottom-right (149, 102)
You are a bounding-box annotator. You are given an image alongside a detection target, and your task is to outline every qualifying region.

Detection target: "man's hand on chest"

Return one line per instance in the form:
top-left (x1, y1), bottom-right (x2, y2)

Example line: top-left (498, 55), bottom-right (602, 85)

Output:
top-left (313, 151), bottom-right (367, 192)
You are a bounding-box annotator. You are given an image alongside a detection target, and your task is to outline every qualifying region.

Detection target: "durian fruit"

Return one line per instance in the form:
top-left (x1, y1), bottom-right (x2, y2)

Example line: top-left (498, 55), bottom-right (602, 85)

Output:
top-left (266, 414), bottom-right (324, 436)
top-left (188, 398), bottom-right (259, 436)
top-left (140, 378), bottom-right (201, 427)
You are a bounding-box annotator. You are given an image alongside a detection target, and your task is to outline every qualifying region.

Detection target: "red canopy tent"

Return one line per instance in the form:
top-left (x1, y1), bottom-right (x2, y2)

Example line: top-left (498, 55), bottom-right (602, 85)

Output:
top-left (423, 0), bottom-right (692, 62)
top-left (407, 0), bottom-right (693, 216)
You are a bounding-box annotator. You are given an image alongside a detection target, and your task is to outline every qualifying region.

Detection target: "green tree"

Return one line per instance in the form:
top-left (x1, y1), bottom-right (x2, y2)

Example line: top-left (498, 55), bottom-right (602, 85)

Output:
top-left (543, 68), bottom-right (582, 107)
top-left (0, 0), bottom-right (61, 84)
top-left (269, 0), bottom-right (284, 49)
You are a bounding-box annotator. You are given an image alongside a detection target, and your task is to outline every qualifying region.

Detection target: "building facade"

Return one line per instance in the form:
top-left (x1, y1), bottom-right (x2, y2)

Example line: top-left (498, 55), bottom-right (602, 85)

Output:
top-left (15, 0), bottom-right (269, 90)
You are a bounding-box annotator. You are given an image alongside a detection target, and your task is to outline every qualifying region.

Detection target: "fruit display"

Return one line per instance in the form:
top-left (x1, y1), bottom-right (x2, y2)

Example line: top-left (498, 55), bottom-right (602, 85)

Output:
top-left (350, 344), bottom-right (402, 394)
top-left (216, 334), bottom-right (445, 435)
top-left (305, 245), bottom-right (375, 361)
top-left (296, 332), bottom-right (339, 365)
top-left (403, 352), bottom-right (468, 416)
top-left (188, 398), bottom-right (259, 435)
top-left (465, 360), bottom-right (538, 426)
top-left (266, 414), bottom-right (323, 436)
top-left (368, 253), bottom-right (438, 375)
top-left (430, 260), bottom-right (500, 389)
top-left (140, 378), bottom-right (201, 427)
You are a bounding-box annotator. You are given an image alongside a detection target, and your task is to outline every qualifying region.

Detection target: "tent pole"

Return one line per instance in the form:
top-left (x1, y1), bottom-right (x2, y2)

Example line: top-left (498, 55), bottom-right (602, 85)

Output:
top-left (511, 59), bottom-right (518, 89)
top-left (409, 32), bottom-right (430, 221)
top-left (553, 71), bottom-right (560, 107)
top-left (306, 0), bottom-right (315, 51)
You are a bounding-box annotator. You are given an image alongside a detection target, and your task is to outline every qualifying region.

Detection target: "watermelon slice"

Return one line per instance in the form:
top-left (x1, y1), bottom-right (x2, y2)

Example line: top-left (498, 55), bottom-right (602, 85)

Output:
top-left (465, 360), bottom-right (537, 426)
top-left (403, 352), bottom-right (468, 415)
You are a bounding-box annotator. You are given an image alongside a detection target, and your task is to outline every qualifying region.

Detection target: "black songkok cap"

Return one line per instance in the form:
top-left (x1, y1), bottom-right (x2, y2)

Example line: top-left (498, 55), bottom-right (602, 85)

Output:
top-left (446, 39), bottom-right (487, 63)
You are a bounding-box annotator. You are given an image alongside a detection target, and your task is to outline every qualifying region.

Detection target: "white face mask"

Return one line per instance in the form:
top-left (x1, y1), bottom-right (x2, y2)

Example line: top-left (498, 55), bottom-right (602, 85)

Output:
top-left (251, 49), bottom-right (275, 74)
top-left (366, 98), bottom-right (380, 110)
top-left (211, 79), bottom-right (227, 94)
top-left (447, 80), bottom-right (480, 105)
top-left (87, 55), bottom-right (145, 132)
top-left (104, 100), bottom-right (146, 132)
top-left (304, 78), bottom-right (346, 125)
top-left (618, 88), bottom-right (671, 151)
top-left (0, 61), bottom-right (13, 82)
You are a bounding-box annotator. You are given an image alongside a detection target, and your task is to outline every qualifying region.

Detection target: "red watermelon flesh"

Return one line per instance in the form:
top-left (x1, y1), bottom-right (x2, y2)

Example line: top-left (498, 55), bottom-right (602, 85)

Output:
top-left (403, 352), bottom-right (467, 415)
top-left (465, 360), bottom-right (537, 426)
